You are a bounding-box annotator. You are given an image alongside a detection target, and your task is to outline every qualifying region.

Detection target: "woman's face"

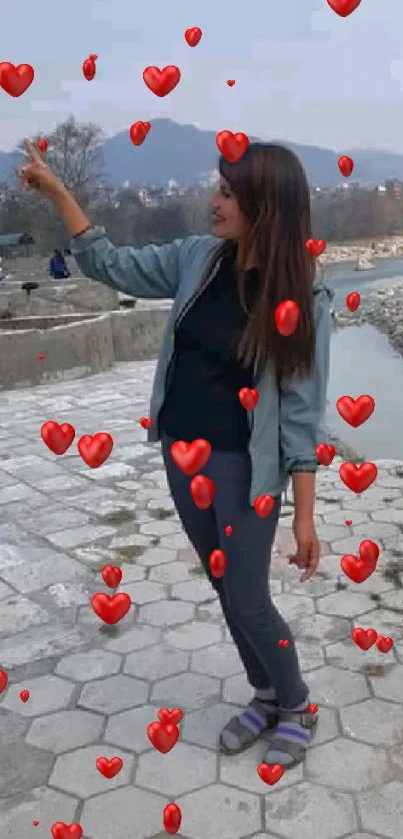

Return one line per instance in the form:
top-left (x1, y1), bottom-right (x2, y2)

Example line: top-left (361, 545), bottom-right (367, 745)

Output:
top-left (210, 176), bottom-right (248, 240)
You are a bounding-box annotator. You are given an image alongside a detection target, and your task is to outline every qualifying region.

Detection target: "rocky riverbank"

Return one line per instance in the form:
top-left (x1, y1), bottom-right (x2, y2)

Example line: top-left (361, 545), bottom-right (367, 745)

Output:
top-left (335, 280), bottom-right (403, 356)
top-left (323, 235), bottom-right (403, 265)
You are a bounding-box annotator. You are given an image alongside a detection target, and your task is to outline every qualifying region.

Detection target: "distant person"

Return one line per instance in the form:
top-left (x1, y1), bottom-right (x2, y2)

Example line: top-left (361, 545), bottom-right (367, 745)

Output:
top-left (49, 249), bottom-right (70, 279)
top-left (0, 257), bottom-right (4, 282)
top-left (19, 140), bottom-right (332, 771)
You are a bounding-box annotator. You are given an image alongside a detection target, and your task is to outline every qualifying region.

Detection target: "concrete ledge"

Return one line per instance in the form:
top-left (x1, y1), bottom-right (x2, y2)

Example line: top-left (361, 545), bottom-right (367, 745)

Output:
top-left (1, 307), bottom-right (171, 390)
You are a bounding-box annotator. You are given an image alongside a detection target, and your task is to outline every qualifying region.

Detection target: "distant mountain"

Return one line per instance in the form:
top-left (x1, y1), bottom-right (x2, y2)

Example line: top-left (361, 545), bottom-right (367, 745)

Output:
top-left (2, 119), bottom-right (403, 189)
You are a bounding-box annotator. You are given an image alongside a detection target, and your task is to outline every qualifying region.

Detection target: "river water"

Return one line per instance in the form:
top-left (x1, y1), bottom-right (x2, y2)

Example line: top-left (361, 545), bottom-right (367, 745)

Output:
top-left (325, 257), bottom-right (403, 460)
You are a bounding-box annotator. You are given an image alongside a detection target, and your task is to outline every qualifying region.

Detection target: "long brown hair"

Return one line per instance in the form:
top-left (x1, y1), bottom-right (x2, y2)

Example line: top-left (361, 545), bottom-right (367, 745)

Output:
top-left (219, 143), bottom-right (316, 380)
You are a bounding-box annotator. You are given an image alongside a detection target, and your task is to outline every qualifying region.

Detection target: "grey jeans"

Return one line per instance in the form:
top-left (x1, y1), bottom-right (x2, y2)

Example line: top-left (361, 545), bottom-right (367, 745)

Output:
top-left (162, 436), bottom-right (307, 707)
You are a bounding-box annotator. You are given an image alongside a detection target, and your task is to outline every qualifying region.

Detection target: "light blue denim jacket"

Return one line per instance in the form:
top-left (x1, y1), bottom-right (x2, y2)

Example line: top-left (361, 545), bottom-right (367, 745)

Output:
top-left (71, 227), bottom-right (333, 503)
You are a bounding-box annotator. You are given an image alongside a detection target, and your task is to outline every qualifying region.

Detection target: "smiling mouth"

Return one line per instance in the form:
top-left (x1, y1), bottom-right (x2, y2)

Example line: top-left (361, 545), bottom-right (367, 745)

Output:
top-left (212, 214), bottom-right (225, 223)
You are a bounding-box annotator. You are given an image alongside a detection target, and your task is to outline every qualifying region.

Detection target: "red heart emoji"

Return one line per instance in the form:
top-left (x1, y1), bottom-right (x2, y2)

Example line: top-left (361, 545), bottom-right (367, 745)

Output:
top-left (327, 0), bottom-right (361, 16)
top-left (91, 592), bottom-right (131, 625)
top-left (376, 636), bottom-right (393, 654)
top-left (95, 756), bottom-right (123, 778)
top-left (339, 461), bottom-right (377, 493)
top-left (20, 689), bottom-right (30, 703)
top-left (37, 138), bottom-right (48, 152)
top-left (41, 421), bottom-right (75, 455)
top-left (239, 387), bottom-right (259, 411)
top-left (224, 525), bottom-right (233, 536)
top-left (37, 352), bottom-right (45, 360)
top-left (147, 721), bottom-right (179, 753)
top-left (346, 291), bottom-right (360, 312)
top-left (338, 155), bottom-right (354, 177)
top-left (0, 62), bottom-right (34, 97)
top-left (278, 639), bottom-right (289, 648)
top-left (351, 627), bottom-right (377, 650)
top-left (129, 121), bottom-right (151, 146)
top-left (257, 762), bottom-right (284, 785)
top-left (0, 668), bottom-right (8, 694)
top-left (315, 442), bottom-right (336, 466)
top-left (345, 519), bottom-right (353, 526)
top-left (226, 79), bottom-right (235, 86)
top-left (33, 821), bottom-right (40, 826)
top-left (82, 57), bottom-right (96, 80)
top-left (308, 703), bottom-right (318, 714)
top-left (163, 802), bottom-right (182, 835)
top-left (275, 300), bottom-right (300, 337)
top-left (77, 432), bottom-right (113, 468)
top-left (253, 495), bottom-right (275, 518)
top-left (305, 238), bottom-right (326, 257)
top-left (190, 474), bottom-right (215, 510)
top-left (101, 565), bottom-right (122, 589)
top-left (139, 416), bottom-right (153, 429)
top-left (340, 540), bottom-right (379, 583)
top-left (209, 549), bottom-right (227, 578)
top-left (216, 130), bottom-right (249, 163)
top-left (143, 65), bottom-right (181, 97)
top-left (184, 27), bottom-right (202, 47)
top-left (51, 824), bottom-right (83, 839)
top-left (170, 438), bottom-right (211, 475)
top-left (336, 395), bottom-right (375, 427)
top-left (158, 707), bottom-right (183, 725)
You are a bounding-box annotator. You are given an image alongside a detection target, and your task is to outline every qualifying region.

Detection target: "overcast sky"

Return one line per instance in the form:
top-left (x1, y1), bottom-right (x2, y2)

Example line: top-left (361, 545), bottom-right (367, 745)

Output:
top-left (1, 0), bottom-right (402, 153)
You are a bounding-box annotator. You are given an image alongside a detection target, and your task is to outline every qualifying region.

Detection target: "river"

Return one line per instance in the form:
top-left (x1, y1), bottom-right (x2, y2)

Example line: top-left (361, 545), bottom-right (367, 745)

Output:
top-left (325, 257), bottom-right (403, 460)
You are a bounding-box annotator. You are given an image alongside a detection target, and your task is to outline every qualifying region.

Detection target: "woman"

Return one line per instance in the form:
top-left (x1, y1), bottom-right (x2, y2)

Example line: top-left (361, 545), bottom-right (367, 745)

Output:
top-left (19, 140), bottom-right (332, 769)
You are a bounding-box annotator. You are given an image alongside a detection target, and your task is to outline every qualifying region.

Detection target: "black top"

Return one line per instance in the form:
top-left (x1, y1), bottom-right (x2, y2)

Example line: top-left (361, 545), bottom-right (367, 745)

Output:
top-left (159, 255), bottom-right (259, 450)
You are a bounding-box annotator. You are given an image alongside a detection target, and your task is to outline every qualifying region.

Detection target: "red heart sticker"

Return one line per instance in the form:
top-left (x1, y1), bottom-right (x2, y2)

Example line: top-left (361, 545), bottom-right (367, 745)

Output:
top-left (209, 549), bottom-right (227, 578)
top-left (376, 636), bottom-right (393, 654)
top-left (143, 66), bottom-right (181, 97)
top-left (190, 474), bottom-right (215, 510)
top-left (95, 756), bottom-right (123, 778)
top-left (41, 421), bottom-right (75, 455)
top-left (163, 802), bottom-right (182, 835)
top-left (216, 130), bottom-right (249, 163)
top-left (339, 461), bottom-right (377, 493)
top-left (0, 62), bottom-right (34, 97)
top-left (257, 762), bottom-right (284, 785)
top-left (226, 79), bottom-right (235, 86)
top-left (224, 525), bottom-right (233, 536)
top-left (170, 439), bottom-right (211, 475)
top-left (275, 300), bottom-right (300, 337)
top-left (344, 519), bottom-right (353, 526)
top-left (139, 416), bottom-right (153, 429)
top-left (346, 292), bottom-right (360, 312)
top-left (77, 432), bottom-right (113, 468)
top-left (315, 442), bottom-right (336, 466)
top-left (338, 155), bottom-right (354, 177)
top-left (37, 138), bottom-right (48, 152)
top-left (130, 121), bottom-right (151, 146)
top-left (340, 540), bottom-right (379, 583)
top-left (51, 824), bottom-right (83, 839)
top-left (253, 495), bottom-right (275, 518)
top-left (82, 57), bottom-right (96, 81)
top-left (101, 565), bottom-right (122, 589)
top-left (336, 395), bottom-right (375, 427)
top-left (184, 27), bottom-right (202, 47)
top-left (308, 703), bottom-right (318, 714)
top-left (91, 592), bottom-right (131, 624)
top-left (239, 387), bottom-right (259, 411)
top-left (351, 627), bottom-right (377, 650)
top-left (147, 721), bottom-right (179, 753)
top-left (0, 668), bottom-right (8, 694)
top-left (327, 0), bottom-right (361, 16)
top-left (20, 689), bottom-right (30, 703)
top-left (305, 238), bottom-right (326, 257)
top-left (278, 639), bottom-right (289, 648)
top-left (158, 707), bottom-right (183, 725)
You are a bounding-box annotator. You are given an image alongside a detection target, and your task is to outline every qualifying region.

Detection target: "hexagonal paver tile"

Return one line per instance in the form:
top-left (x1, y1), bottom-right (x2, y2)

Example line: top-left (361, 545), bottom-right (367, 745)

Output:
top-left (151, 672), bottom-right (220, 711)
top-left (295, 638), bottom-right (325, 672)
top-left (79, 674), bottom-right (149, 713)
top-left (220, 738), bottom-right (303, 793)
top-left (272, 594), bottom-right (314, 622)
top-left (165, 621), bottom-right (222, 650)
top-left (26, 709), bottom-right (104, 752)
top-left (149, 561), bottom-right (193, 584)
top-left (55, 649), bottom-right (122, 681)
top-left (171, 578), bottom-right (215, 603)
top-left (361, 609), bottom-right (403, 641)
top-left (317, 591), bottom-right (375, 618)
top-left (0, 786), bottom-right (78, 837)
top-left (49, 743), bottom-right (133, 797)
top-left (0, 741), bottom-right (54, 797)
top-left (104, 625), bottom-right (161, 653)
top-left (306, 737), bottom-right (390, 791)
top-left (136, 741), bottom-right (216, 795)
top-left (81, 786), bottom-right (164, 838)
top-left (308, 705), bottom-right (341, 745)
top-left (341, 698), bottom-right (403, 746)
top-left (370, 665), bottom-right (403, 703)
top-left (223, 673), bottom-right (253, 705)
top-left (177, 784), bottom-right (261, 839)
top-left (136, 547), bottom-right (178, 567)
top-left (290, 613), bottom-right (351, 644)
top-left (191, 643), bottom-right (242, 679)
top-left (124, 643), bottom-right (189, 681)
top-left (307, 666), bottom-right (370, 707)
top-left (138, 600), bottom-right (195, 626)
top-left (181, 703), bottom-right (242, 749)
top-left (264, 782), bottom-right (357, 839)
top-left (325, 638), bottom-right (392, 673)
top-left (358, 780), bottom-right (403, 839)
top-left (122, 580), bottom-right (167, 604)
top-left (0, 674), bottom-right (74, 716)
top-left (105, 704), bottom-right (162, 753)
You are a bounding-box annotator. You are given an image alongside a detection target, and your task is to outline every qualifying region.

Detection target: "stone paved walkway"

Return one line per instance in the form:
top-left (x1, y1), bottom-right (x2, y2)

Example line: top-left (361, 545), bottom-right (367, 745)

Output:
top-left (0, 360), bottom-right (403, 839)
